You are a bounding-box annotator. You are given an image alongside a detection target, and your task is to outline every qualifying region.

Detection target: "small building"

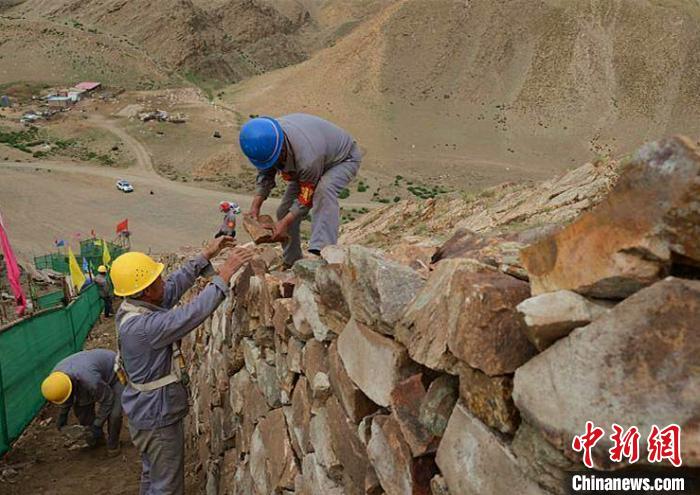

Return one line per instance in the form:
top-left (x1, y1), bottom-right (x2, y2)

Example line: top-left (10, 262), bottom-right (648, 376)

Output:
top-left (0, 95), bottom-right (9, 108)
top-left (75, 81), bottom-right (102, 92)
top-left (48, 96), bottom-right (72, 108)
top-left (67, 90), bottom-right (83, 102)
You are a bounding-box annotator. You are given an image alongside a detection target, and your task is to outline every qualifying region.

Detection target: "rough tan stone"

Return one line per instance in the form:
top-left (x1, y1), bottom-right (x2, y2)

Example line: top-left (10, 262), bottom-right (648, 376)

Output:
top-left (338, 318), bottom-right (418, 407)
top-left (328, 341), bottom-right (378, 424)
top-left (436, 404), bottom-right (547, 495)
top-left (326, 396), bottom-right (372, 495)
top-left (244, 214), bottom-right (280, 244)
top-left (301, 453), bottom-right (345, 495)
top-left (397, 258), bottom-right (534, 375)
top-left (289, 376), bottom-right (313, 459)
top-left (458, 365), bottom-right (519, 435)
top-left (367, 415), bottom-right (436, 495)
top-left (341, 245), bottom-right (425, 335)
top-left (390, 374), bottom-right (439, 456)
top-left (302, 338), bottom-right (329, 382)
top-left (517, 290), bottom-right (611, 350)
top-left (273, 298), bottom-right (295, 340)
top-left (293, 282), bottom-right (332, 341)
top-left (309, 406), bottom-right (343, 480)
top-left (521, 137), bottom-right (700, 298)
top-left (255, 409), bottom-right (299, 491)
top-left (514, 277), bottom-right (700, 469)
top-left (418, 375), bottom-right (458, 437)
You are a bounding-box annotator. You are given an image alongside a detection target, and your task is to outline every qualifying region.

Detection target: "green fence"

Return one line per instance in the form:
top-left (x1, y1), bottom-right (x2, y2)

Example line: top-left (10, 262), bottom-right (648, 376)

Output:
top-left (33, 238), bottom-right (128, 274)
top-left (36, 290), bottom-right (65, 310)
top-left (0, 284), bottom-right (103, 456)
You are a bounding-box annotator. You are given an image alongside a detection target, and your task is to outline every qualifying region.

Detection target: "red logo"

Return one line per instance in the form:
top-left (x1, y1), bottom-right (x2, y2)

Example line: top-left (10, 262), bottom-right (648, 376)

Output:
top-left (609, 424), bottom-right (641, 464)
top-left (647, 424), bottom-right (682, 467)
top-left (572, 421), bottom-right (605, 468)
top-left (573, 422), bottom-right (683, 468)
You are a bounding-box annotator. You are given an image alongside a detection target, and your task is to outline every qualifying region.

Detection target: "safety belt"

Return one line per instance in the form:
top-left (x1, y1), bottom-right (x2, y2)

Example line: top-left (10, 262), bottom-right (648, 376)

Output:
top-left (114, 301), bottom-right (187, 392)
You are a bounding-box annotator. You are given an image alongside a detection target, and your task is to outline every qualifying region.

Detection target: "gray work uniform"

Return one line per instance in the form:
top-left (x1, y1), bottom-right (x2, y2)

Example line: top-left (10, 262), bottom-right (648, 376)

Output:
top-left (94, 273), bottom-right (114, 316)
top-left (255, 113), bottom-right (362, 265)
top-left (116, 254), bottom-right (228, 495)
top-left (54, 349), bottom-right (124, 450)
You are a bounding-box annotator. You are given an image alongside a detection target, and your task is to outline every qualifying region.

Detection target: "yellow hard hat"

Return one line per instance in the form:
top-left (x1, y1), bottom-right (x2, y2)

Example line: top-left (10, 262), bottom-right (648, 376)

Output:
top-left (97, 265), bottom-right (108, 273)
top-left (41, 371), bottom-right (73, 404)
top-left (110, 252), bottom-right (164, 297)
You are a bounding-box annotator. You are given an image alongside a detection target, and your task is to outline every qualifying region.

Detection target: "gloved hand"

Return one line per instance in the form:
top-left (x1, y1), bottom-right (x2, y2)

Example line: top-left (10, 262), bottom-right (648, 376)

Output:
top-left (85, 425), bottom-right (103, 447)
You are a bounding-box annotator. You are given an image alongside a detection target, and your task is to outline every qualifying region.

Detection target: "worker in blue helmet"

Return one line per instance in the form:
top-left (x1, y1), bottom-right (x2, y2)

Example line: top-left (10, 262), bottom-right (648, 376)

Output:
top-left (239, 114), bottom-right (362, 267)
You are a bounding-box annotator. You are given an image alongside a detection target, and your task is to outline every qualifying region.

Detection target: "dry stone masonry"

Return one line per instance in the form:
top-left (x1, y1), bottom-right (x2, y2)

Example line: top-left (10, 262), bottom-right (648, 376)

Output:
top-left (181, 137), bottom-right (699, 494)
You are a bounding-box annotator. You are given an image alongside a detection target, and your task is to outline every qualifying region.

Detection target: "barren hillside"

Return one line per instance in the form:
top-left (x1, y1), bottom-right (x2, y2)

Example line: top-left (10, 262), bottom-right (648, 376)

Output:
top-left (224, 0), bottom-right (700, 187)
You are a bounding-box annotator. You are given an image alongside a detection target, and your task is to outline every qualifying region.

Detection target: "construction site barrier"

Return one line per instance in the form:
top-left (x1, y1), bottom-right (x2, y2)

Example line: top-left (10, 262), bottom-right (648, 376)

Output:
top-left (35, 290), bottom-right (65, 310)
top-left (0, 284), bottom-right (103, 456)
top-left (33, 238), bottom-right (128, 274)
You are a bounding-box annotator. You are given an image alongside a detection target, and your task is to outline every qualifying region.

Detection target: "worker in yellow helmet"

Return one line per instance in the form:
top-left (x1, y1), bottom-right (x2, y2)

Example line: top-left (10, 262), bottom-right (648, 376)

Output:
top-left (111, 236), bottom-right (253, 495)
top-left (95, 265), bottom-right (114, 318)
top-left (41, 349), bottom-right (124, 456)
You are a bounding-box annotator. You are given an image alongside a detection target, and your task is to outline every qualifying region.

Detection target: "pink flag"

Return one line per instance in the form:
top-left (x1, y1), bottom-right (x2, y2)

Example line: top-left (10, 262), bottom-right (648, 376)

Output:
top-left (0, 211), bottom-right (27, 316)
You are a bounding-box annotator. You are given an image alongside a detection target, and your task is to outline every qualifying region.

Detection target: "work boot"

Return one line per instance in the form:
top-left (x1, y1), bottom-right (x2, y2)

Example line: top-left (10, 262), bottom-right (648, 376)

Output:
top-left (106, 446), bottom-right (121, 458)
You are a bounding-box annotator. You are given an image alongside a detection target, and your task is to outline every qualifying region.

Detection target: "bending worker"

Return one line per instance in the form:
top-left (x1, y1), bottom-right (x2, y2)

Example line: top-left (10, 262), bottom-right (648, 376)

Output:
top-left (95, 265), bottom-right (114, 318)
top-left (111, 236), bottom-right (253, 495)
top-left (240, 113), bottom-right (361, 267)
top-left (41, 348), bottom-right (124, 455)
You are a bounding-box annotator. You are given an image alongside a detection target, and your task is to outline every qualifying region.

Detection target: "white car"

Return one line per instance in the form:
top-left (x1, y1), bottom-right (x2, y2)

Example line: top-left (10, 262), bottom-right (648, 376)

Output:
top-left (116, 179), bottom-right (134, 193)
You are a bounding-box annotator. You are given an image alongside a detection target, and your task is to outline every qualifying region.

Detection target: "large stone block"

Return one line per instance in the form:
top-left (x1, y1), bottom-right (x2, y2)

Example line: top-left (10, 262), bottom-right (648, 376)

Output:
top-left (292, 282), bottom-right (332, 341)
top-left (366, 415), bottom-right (437, 495)
top-left (309, 406), bottom-right (343, 480)
top-left (328, 341), bottom-right (378, 424)
top-left (390, 374), bottom-right (439, 456)
top-left (432, 228), bottom-right (528, 280)
top-left (418, 375), bottom-right (458, 438)
top-left (326, 396), bottom-right (372, 495)
top-left (516, 290), bottom-right (611, 350)
top-left (521, 136), bottom-right (700, 298)
top-left (338, 318), bottom-right (418, 407)
top-left (397, 258), bottom-right (534, 375)
top-left (458, 365), bottom-right (519, 435)
top-left (512, 421), bottom-right (574, 495)
top-left (302, 339), bottom-right (329, 383)
top-left (341, 245), bottom-right (425, 335)
top-left (436, 404), bottom-right (547, 495)
top-left (289, 376), bottom-right (313, 459)
top-left (513, 278), bottom-right (700, 469)
top-left (301, 453), bottom-right (345, 495)
top-left (251, 409), bottom-right (299, 492)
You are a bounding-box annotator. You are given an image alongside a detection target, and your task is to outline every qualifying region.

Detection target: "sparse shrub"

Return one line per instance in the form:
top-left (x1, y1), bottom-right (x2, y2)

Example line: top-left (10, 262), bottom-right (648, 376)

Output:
top-left (338, 188), bottom-right (350, 199)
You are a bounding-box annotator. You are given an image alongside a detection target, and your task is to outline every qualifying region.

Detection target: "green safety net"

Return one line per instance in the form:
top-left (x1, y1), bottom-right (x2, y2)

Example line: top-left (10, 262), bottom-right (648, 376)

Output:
top-left (36, 290), bottom-right (64, 310)
top-left (33, 238), bottom-right (128, 274)
top-left (0, 284), bottom-right (103, 455)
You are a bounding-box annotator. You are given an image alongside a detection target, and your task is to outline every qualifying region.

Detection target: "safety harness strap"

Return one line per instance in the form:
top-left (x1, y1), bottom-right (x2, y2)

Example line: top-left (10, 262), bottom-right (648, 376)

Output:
top-left (115, 302), bottom-right (183, 392)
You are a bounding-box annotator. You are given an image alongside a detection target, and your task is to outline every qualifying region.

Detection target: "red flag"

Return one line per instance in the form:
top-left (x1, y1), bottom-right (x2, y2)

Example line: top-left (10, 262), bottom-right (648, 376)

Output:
top-left (116, 219), bottom-right (129, 234)
top-left (0, 211), bottom-right (27, 316)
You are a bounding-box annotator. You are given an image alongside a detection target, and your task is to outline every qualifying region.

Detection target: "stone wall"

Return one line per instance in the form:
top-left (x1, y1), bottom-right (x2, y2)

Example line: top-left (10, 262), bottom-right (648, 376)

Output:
top-left (181, 136), bottom-right (700, 494)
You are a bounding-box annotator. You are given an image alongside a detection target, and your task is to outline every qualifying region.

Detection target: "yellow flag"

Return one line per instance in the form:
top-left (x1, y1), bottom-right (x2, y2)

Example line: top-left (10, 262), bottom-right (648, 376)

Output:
top-left (102, 239), bottom-right (111, 266)
top-left (68, 247), bottom-right (86, 291)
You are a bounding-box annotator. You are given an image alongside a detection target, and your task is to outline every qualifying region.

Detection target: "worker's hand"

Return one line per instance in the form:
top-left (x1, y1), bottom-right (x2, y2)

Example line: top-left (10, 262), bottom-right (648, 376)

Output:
top-left (218, 247), bottom-right (255, 283)
top-left (202, 236), bottom-right (236, 260)
top-left (269, 221), bottom-right (289, 242)
top-left (247, 195), bottom-right (265, 221)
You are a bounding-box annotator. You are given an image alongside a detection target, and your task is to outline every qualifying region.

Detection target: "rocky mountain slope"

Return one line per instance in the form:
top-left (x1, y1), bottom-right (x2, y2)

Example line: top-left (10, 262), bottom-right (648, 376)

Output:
top-left (225, 0), bottom-right (700, 186)
top-left (178, 135), bottom-right (699, 494)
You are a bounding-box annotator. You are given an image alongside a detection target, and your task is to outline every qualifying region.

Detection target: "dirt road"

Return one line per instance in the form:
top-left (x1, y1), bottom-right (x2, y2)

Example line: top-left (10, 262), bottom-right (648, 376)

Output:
top-left (0, 113), bottom-right (375, 258)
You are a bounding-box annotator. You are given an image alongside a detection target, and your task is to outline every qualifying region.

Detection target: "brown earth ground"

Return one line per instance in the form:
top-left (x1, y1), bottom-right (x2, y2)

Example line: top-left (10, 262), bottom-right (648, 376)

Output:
top-left (0, 313), bottom-right (199, 494)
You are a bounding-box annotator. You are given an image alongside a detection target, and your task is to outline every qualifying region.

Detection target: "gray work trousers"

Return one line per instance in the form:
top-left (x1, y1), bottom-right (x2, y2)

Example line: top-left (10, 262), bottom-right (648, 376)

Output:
top-left (74, 380), bottom-right (124, 449)
top-left (277, 156), bottom-right (361, 266)
top-left (128, 419), bottom-right (185, 495)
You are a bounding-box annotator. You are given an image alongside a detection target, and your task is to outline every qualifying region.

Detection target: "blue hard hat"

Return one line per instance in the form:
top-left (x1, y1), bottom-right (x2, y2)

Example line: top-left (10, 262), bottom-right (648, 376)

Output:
top-left (239, 117), bottom-right (284, 170)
